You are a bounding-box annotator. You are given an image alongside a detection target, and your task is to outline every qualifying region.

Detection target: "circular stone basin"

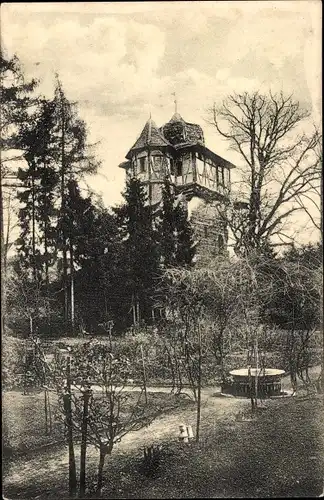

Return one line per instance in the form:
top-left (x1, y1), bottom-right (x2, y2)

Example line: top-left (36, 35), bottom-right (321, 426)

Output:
top-left (223, 367), bottom-right (285, 398)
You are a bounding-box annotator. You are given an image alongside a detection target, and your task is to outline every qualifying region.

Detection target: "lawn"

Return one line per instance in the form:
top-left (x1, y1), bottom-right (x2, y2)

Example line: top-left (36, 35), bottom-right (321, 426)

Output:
top-left (2, 388), bottom-right (193, 457)
top-left (3, 390), bottom-right (64, 459)
top-left (3, 382), bottom-right (324, 498)
top-left (96, 395), bottom-right (324, 499)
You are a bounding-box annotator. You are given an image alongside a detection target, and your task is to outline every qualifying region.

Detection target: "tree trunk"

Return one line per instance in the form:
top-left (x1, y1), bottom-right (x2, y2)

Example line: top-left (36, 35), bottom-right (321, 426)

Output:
top-left (166, 347), bottom-right (176, 393)
top-left (136, 299), bottom-right (140, 326)
top-left (70, 244), bottom-right (75, 332)
top-left (79, 388), bottom-right (90, 497)
top-left (254, 337), bottom-right (259, 407)
top-left (43, 179), bottom-right (50, 302)
top-left (60, 95), bottom-right (68, 327)
top-left (0, 169), bottom-right (6, 335)
top-left (97, 448), bottom-right (107, 495)
top-left (44, 387), bottom-right (48, 435)
top-left (185, 343), bottom-right (197, 401)
top-left (47, 389), bottom-right (52, 434)
top-left (31, 168), bottom-right (37, 283)
top-left (132, 294), bottom-right (136, 326)
top-left (196, 323), bottom-right (202, 442)
top-left (65, 355), bottom-right (77, 497)
top-left (176, 348), bottom-right (184, 395)
top-left (140, 344), bottom-right (148, 404)
top-left (4, 191), bottom-right (11, 279)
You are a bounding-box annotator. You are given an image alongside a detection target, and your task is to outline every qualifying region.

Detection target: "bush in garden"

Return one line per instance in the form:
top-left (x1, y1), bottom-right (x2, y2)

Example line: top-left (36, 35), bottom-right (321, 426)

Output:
top-left (49, 338), bottom-right (167, 495)
top-left (2, 335), bottom-right (25, 390)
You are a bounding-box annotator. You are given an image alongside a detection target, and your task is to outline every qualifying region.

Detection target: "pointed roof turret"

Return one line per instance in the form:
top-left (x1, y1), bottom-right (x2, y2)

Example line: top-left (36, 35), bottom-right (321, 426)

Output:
top-left (126, 117), bottom-right (171, 159)
top-left (169, 112), bottom-right (185, 123)
top-left (161, 112), bottom-right (205, 146)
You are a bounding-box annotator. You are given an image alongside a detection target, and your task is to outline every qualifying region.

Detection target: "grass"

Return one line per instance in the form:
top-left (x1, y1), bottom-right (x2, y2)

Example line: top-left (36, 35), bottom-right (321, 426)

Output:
top-left (2, 389), bottom-right (193, 459)
top-left (3, 390), bottom-right (64, 459)
top-left (96, 394), bottom-right (324, 499)
top-left (3, 364), bottom-right (324, 499)
top-left (3, 389), bottom-right (324, 498)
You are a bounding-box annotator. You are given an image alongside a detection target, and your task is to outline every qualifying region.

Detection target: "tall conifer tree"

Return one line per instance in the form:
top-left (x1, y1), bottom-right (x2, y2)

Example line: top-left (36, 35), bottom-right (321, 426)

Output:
top-left (117, 177), bottom-right (160, 325)
top-left (1, 51), bottom-right (38, 334)
top-left (174, 201), bottom-right (196, 267)
top-left (160, 177), bottom-right (177, 267)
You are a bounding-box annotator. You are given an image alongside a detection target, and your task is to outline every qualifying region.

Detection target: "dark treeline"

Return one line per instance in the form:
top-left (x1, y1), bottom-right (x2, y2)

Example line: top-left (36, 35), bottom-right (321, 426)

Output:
top-left (1, 51), bottom-right (321, 343)
top-left (1, 51), bottom-right (196, 336)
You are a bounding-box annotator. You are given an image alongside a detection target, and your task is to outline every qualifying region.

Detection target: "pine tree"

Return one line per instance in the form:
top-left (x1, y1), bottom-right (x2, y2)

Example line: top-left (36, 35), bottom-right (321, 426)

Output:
top-left (174, 201), bottom-right (196, 267)
top-left (63, 179), bottom-right (100, 330)
top-left (71, 199), bottom-right (123, 331)
top-left (159, 177), bottom-right (177, 267)
top-left (1, 51), bottom-right (38, 334)
top-left (117, 177), bottom-right (160, 326)
top-left (17, 98), bottom-right (59, 289)
top-left (52, 77), bottom-right (100, 328)
top-left (15, 77), bottom-right (101, 332)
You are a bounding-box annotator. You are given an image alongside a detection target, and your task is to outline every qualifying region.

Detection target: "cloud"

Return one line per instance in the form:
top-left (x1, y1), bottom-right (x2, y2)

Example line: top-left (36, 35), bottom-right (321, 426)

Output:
top-left (1, 1), bottom-right (321, 210)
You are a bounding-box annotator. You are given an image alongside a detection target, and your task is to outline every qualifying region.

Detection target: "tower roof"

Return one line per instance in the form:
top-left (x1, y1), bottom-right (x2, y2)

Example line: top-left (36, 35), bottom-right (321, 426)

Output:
top-left (161, 113), bottom-right (205, 146)
top-left (126, 117), bottom-right (171, 159)
top-left (169, 112), bottom-right (185, 123)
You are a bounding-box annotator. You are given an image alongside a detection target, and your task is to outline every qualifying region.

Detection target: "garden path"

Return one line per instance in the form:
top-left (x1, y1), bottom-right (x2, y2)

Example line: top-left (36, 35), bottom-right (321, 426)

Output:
top-left (4, 386), bottom-right (249, 494)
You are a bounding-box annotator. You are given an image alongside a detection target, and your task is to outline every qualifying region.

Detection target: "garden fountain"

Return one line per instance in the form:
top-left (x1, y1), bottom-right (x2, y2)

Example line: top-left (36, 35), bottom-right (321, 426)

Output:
top-left (226, 367), bottom-right (286, 397)
top-left (221, 342), bottom-right (286, 398)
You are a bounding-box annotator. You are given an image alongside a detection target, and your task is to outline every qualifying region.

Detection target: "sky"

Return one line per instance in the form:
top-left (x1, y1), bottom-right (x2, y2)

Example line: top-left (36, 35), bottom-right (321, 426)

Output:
top-left (1, 0), bottom-right (322, 242)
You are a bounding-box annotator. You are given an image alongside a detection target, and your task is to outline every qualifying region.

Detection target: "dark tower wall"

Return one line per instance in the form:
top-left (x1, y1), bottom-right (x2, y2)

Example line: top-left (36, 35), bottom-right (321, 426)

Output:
top-left (187, 197), bottom-right (228, 263)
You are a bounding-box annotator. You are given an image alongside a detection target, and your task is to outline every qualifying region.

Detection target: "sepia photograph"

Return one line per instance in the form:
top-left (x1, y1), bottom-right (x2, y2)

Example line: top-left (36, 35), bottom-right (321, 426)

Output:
top-left (1, 1), bottom-right (323, 498)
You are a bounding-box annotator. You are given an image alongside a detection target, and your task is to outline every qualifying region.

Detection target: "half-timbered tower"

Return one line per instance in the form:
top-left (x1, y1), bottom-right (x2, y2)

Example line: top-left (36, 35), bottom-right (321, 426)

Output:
top-left (119, 112), bottom-right (235, 260)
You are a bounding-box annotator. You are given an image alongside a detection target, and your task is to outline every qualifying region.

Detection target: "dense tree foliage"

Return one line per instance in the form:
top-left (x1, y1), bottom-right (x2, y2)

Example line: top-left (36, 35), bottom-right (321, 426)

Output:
top-left (159, 177), bottom-right (196, 268)
top-left (115, 177), bottom-right (160, 326)
top-left (3, 50), bottom-right (321, 389)
top-left (1, 51), bottom-right (39, 334)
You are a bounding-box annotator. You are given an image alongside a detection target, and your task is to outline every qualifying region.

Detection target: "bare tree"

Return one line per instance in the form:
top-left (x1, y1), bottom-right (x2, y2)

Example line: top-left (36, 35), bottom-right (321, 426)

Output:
top-left (208, 91), bottom-right (321, 254)
top-left (160, 263), bottom-right (245, 438)
top-left (50, 339), bottom-right (163, 496)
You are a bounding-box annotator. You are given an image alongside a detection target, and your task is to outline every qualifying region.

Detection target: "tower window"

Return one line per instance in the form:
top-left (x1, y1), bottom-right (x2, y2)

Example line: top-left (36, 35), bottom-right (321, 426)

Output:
top-left (139, 157), bottom-right (146, 173)
top-left (153, 156), bottom-right (162, 171)
top-left (220, 167), bottom-right (225, 186)
top-left (176, 159), bottom-right (183, 177)
top-left (170, 158), bottom-right (175, 176)
top-left (204, 226), bottom-right (208, 238)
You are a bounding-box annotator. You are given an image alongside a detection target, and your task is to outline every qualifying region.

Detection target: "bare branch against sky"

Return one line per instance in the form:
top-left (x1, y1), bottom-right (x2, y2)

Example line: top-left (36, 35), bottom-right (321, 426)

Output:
top-left (1, 1), bottom-right (322, 243)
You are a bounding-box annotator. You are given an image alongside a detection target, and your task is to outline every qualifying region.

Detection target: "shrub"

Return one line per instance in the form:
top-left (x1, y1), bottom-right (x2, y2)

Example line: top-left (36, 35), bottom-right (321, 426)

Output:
top-left (2, 335), bottom-right (25, 390)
